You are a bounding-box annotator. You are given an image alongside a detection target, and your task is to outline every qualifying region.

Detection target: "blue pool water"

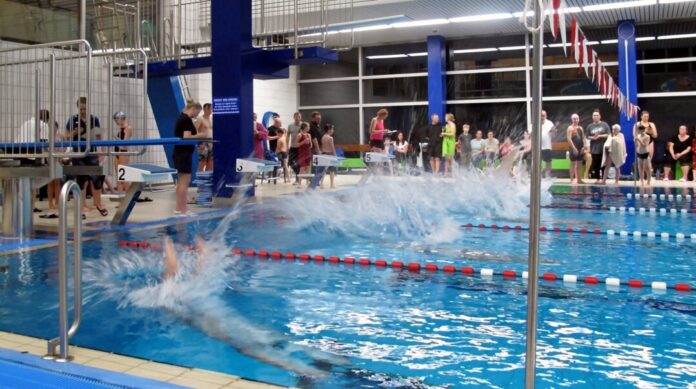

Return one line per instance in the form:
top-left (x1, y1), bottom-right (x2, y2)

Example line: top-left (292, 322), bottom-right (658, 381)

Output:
top-left (0, 180), bottom-right (694, 388)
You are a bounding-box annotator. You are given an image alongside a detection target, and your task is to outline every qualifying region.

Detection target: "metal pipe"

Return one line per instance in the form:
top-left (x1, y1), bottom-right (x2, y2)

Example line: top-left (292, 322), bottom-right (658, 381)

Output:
top-left (48, 180), bottom-right (82, 362)
top-left (524, 1), bottom-right (544, 388)
top-left (294, 0), bottom-right (299, 59)
top-left (108, 60), bottom-right (113, 156)
top-left (260, 0), bottom-right (266, 34)
top-left (136, 0), bottom-right (142, 49)
top-left (49, 54), bottom-right (56, 178)
top-left (177, 0), bottom-right (182, 68)
top-left (80, 0), bottom-right (86, 41)
top-left (524, 33), bottom-right (532, 131)
top-left (358, 46), bottom-right (364, 145)
top-left (35, 66), bottom-right (41, 154)
top-left (85, 45), bottom-right (92, 153)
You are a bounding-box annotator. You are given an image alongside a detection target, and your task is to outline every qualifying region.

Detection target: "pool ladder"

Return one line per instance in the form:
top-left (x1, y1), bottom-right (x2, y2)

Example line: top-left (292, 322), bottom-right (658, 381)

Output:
top-left (44, 181), bottom-right (83, 362)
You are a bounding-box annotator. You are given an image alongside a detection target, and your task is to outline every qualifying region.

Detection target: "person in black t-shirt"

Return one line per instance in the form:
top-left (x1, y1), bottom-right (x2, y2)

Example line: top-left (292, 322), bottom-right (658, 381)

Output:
top-left (425, 114), bottom-right (443, 174)
top-left (664, 125), bottom-right (692, 182)
top-left (309, 111), bottom-right (322, 154)
top-left (173, 101), bottom-right (206, 216)
top-left (66, 96), bottom-right (107, 218)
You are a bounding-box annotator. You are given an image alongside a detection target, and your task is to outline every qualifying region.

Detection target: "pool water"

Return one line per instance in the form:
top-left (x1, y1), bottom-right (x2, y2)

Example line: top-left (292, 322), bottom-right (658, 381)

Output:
top-left (0, 181), bottom-right (694, 388)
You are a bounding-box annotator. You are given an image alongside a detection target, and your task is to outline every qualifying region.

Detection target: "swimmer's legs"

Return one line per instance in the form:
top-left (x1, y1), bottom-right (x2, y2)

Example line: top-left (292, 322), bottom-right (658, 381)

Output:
top-left (163, 237), bottom-right (179, 280)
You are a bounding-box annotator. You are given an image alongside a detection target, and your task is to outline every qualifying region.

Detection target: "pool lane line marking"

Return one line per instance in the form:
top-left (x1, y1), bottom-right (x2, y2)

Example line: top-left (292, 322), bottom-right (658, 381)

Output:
top-left (541, 204), bottom-right (696, 215)
top-left (458, 223), bottom-right (696, 242)
top-left (116, 241), bottom-right (694, 293)
top-left (551, 192), bottom-right (694, 200)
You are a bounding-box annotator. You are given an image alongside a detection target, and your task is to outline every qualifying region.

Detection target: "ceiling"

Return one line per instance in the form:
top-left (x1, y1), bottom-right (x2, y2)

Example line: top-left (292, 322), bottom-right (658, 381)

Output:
top-left (338, 0), bottom-right (696, 46)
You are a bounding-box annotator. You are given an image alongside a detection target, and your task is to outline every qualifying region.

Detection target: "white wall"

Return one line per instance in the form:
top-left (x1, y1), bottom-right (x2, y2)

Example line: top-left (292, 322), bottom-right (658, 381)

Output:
top-left (183, 66), bottom-right (299, 126)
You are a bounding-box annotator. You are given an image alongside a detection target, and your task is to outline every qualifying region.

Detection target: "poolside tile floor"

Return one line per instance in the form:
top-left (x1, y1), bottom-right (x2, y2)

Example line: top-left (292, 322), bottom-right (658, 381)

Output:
top-left (0, 330), bottom-right (288, 388)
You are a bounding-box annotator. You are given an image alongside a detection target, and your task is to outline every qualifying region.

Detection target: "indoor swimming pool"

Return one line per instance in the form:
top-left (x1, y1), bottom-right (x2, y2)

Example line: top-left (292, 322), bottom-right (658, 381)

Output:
top-left (0, 178), bottom-right (694, 388)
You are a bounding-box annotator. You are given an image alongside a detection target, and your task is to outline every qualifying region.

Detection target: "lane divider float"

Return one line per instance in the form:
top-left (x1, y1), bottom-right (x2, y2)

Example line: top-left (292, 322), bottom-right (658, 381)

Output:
top-left (118, 241), bottom-right (694, 293)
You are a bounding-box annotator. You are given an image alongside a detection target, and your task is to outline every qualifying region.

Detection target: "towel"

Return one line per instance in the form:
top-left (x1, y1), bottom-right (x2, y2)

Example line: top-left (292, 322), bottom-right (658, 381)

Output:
top-left (602, 133), bottom-right (627, 168)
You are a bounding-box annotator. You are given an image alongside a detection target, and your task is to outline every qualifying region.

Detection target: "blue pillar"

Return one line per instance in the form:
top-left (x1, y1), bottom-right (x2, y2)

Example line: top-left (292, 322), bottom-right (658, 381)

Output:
top-left (211, 0), bottom-right (255, 199)
top-left (618, 20), bottom-right (638, 175)
top-left (147, 76), bottom-right (185, 169)
top-left (427, 35), bottom-right (446, 120)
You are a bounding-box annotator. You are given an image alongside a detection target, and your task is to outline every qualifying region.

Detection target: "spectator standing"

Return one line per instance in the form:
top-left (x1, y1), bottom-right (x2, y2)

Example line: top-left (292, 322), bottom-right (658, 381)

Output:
top-left (295, 122), bottom-right (312, 185)
top-left (634, 122), bottom-right (652, 186)
top-left (275, 128), bottom-right (289, 183)
top-left (585, 109), bottom-right (610, 181)
top-left (601, 124), bottom-right (627, 185)
top-left (566, 114), bottom-right (585, 184)
top-left (252, 112), bottom-right (268, 159)
top-left (441, 113), bottom-right (456, 176)
top-left (112, 111), bottom-right (132, 192)
top-left (320, 124), bottom-right (337, 189)
top-left (458, 124), bottom-right (472, 170)
top-left (529, 110), bottom-right (556, 177)
top-left (425, 114), bottom-right (443, 174)
top-left (172, 101), bottom-right (206, 216)
top-left (664, 125), bottom-right (692, 182)
top-left (309, 111), bottom-right (322, 154)
top-left (195, 103), bottom-right (213, 172)
top-left (287, 112), bottom-right (302, 177)
top-left (369, 108), bottom-right (389, 152)
top-left (66, 97), bottom-right (107, 218)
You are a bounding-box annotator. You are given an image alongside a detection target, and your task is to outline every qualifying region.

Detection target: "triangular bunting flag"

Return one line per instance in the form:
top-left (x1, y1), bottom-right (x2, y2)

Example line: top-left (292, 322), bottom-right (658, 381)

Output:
top-left (552, 0), bottom-right (561, 40)
top-left (559, 0), bottom-right (567, 55)
top-left (569, 17), bottom-right (577, 60)
top-left (582, 37), bottom-right (590, 76)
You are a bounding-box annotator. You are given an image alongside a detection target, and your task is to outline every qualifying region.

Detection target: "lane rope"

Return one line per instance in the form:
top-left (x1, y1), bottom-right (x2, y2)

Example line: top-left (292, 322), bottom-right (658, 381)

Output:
top-left (117, 241), bottom-right (694, 293)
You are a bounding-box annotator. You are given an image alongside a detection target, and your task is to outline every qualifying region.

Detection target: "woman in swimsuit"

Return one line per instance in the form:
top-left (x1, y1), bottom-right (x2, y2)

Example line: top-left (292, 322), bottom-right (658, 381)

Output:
top-left (566, 114), bottom-right (585, 184)
top-left (635, 123), bottom-right (652, 186)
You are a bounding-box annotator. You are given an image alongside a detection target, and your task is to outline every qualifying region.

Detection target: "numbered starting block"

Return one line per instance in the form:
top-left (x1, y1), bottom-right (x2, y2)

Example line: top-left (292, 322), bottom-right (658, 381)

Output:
top-left (225, 158), bottom-right (281, 193)
top-left (112, 164), bottom-right (177, 225)
top-left (308, 155), bottom-right (345, 190)
top-left (359, 152), bottom-right (394, 185)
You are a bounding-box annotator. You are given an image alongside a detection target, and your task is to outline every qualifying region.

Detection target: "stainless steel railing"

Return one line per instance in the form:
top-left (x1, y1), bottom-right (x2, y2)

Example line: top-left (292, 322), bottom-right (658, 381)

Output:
top-left (44, 181), bottom-right (83, 362)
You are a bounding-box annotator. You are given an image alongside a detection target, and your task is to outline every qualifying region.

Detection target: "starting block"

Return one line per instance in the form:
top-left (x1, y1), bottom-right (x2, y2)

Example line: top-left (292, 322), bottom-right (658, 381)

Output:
top-left (308, 155), bottom-right (345, 190)
top-left (359, 152), bottom-right (394, 185)
top-left (112, 164), bottom-right (177, 225)
top-left (234, 158), bottom-right (279, 174)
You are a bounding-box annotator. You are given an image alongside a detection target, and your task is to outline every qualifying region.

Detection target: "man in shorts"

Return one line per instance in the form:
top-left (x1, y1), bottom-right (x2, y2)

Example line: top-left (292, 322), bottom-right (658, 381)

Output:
top-left (196, 103), bottom-right (213, 172)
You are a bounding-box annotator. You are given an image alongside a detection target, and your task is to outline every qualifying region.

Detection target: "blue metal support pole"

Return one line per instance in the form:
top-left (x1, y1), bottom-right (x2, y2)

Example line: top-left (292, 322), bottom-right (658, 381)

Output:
top-left (618, 20), bottom-right (638, 176)
top-left (211, 0), bottom-right (255, 199)
top-left (427, 35), bottom-right (446, 120)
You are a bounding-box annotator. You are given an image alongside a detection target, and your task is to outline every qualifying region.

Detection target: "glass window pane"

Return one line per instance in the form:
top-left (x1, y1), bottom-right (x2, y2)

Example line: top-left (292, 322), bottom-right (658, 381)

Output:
top-left (362, 106), bottom-right (429, 143)
top-left (363, 43), bottom-right (428, 75)
top-left (298, 49), bottom-right (358, 80)
top-left (638, 97), bottom-right (696, 142)
top-left (447, 72), bottom-right (527, 100)
top-left (299, 108), bottom-right (359, 144)
top-left (363, 77), bottom-right (427, 104)
top-left (299, 80), bottom-right (359, 106)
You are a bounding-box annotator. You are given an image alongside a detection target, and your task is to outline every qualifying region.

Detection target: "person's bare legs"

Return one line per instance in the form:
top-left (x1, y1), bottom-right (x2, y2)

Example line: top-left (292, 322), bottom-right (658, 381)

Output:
top-left (176, 173), bottom-right (191, 213)
top-left (329, 171), bottom-right (335, 189)
top-left (576, 161), bottom-right (584, 184)
top-left (206, 158), bottom-right (213, 172)
top-left (681, 165), bottom-right (690, 182)
top-left (163, 237), bottom-right (178, 280)
top-left (663, 166), bottom-right (672, 181)
top-left (569, 161), bottom-right (575, 183)
top-left (601, 156), bottom-right (612, 185)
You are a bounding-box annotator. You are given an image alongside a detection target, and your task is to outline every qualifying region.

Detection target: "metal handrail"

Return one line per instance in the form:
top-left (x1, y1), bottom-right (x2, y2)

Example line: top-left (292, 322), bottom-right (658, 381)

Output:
top-left (45, 181), bottom-right (83, 362)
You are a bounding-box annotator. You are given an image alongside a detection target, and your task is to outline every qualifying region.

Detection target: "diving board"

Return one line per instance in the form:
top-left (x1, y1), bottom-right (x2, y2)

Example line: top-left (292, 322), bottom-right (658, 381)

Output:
top-left (112, 163), bottom-right (177, 226)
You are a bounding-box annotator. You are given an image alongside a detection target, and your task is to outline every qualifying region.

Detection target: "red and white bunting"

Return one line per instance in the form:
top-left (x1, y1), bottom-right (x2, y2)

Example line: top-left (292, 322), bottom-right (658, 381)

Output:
top-left (581, 34), bottom-right (590, 76)
top-left (588, 49), bottom-right (596, 82)
top-left (559, 0), bottom-right (567, 55)
top-left (550, 0), bottom-right (561, 40)
top-left (569, 17), bottom-right (577, 61)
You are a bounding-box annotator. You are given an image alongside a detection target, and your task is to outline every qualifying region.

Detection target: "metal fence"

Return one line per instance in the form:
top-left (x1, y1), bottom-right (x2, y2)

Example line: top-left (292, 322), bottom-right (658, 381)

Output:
top-left (0, 40), bottom-right (93, 159)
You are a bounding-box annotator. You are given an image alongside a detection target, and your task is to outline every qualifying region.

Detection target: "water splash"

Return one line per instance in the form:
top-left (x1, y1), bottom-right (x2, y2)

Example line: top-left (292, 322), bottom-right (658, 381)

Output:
top-left (280, 154), bottom-right (553, 245)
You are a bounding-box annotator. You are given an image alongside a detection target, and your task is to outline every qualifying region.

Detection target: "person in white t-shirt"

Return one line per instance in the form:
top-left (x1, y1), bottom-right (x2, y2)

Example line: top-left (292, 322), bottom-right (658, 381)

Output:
top-left (530, 110), bottom-right (556, 177)
top-left (18, 110), bottom-right (50, 143)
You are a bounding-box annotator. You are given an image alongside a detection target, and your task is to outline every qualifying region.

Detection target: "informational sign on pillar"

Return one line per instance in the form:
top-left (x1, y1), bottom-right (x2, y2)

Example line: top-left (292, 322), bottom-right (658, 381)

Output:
top-left (212, 97), bottom-right (240, 115)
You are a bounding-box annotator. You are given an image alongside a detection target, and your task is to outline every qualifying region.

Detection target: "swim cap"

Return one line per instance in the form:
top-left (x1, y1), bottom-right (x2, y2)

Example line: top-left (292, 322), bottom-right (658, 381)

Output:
top-left (113, 111), bottom-right (126, 120)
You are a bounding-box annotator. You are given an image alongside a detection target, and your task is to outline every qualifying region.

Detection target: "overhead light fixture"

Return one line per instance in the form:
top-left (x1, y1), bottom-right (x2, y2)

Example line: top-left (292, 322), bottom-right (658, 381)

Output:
top-left (407, 52), bottom-right (428, 57)
top-left (587, 41), bottom-right (599, 45)
top-left (450, 13), bottom-right (513, 23)
top-left (365, 54), bottom-right (408, 59)
top-left (657, 33), bottom-right (696, 40)
top-left (513, 7), bottom-right (581, 17)
top-left (659, 0), bottom-right (696, 4)
top-left (328, 15), bottom-right (410, 32)
top-left (636, 36), bottom-right (656, 41)
top-left (499, 45), bottom-right (527, 51)
top-left (452, 48), bottom-right (498, 54)
top-left (353, 24), bottom-right (392, 32)
top-left (601, 39), bottom-right (619, 44)
top-left (392, 19), bottom-right (449, 28)
top-left (548, 42), bottom-right (571, 48)
top-left (583, 0), bottom-right (656, 12)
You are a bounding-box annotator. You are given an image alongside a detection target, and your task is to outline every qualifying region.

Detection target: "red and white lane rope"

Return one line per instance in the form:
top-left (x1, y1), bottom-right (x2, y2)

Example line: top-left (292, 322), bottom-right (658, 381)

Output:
top-left (118, 241), bottom-right (694, 293)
